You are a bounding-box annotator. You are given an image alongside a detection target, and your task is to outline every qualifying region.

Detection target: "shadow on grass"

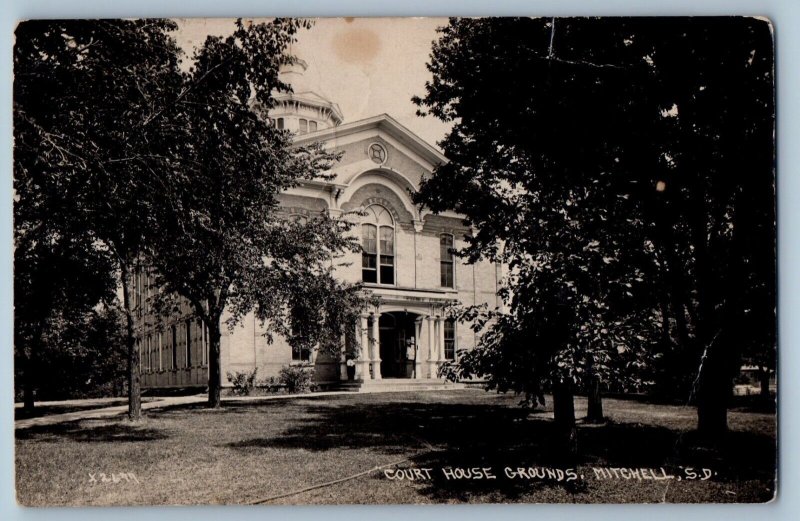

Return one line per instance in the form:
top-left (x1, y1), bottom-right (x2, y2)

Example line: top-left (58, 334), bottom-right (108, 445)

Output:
top-left (223, 399), bottom-right (776, 501)
top-left (16, 420), bottom-right (168, 443)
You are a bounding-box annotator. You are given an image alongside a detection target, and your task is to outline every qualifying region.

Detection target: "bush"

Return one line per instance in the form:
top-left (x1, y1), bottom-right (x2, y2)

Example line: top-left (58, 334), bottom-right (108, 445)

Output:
top-left (278, 365), bottom-right (315, 394)
top-left (227, 369), bottom-right (258, 396)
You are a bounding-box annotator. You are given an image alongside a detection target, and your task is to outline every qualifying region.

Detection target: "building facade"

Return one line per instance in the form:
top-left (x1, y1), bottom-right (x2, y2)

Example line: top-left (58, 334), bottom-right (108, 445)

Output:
top-left (134, 60), bottom-right (503, 388)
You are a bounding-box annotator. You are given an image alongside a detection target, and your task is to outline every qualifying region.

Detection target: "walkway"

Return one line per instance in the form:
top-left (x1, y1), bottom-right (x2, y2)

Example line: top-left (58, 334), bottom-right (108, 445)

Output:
top-left (15, 388), bottom-right (464, 430)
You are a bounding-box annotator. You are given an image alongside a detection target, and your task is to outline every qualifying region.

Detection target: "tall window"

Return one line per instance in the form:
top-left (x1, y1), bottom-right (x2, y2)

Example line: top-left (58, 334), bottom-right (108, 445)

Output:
top-left (444, 319), bottom-right (456, 360)
top-left (147, 335), bottom-right (152, 372)
top-left (276, 117), bottom-right (284, 130)
top-left (440, 234), bottom-right (455, 288)
top-left (299, 118), bottom-right (308, 134)
top-left (361, 205), bottom-right (394, 285)
top-left (309, 120), bottom-right (318, 132)
top-left (171, 325), bottom-right (177, 370)
top-left (201, 320), bottom-right (208, 367)
top-left (185, 319), bottom-right (192, 367)
top-left (157, 332), bottom-right (163, 371)
top-left (290, 306), bottom-right (312, 362)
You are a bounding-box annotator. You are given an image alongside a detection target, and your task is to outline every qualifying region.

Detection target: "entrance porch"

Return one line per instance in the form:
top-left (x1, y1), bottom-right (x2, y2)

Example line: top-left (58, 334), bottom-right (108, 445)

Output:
top-left (339, 296), bottom-right (454, 383)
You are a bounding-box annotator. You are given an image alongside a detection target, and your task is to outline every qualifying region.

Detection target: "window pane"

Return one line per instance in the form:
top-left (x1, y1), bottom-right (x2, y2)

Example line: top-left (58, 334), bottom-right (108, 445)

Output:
top-left (276, 118), bottom-right (284, 130)
top-left (380, 226), bottom-right (394, 254)
top-left (441, 263), bottom-right (454, 288)
top-left (299, 119), bottom-right (308, 133)
top-left (440, 234), bottom-right (454, 260)
top-left (362, 225), bottom-right (377, 254)
top-left (380, 265), bottom-right (394, 285)
top-left (309, 121), bottom-right (318, 132)
top-left (362, 267), bottom-right (377, 283)
top-left (362, 253), bottom-right (377, 269)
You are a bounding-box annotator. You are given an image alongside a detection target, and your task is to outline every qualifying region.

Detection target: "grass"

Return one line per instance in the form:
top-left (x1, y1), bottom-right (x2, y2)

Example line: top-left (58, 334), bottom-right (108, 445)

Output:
top-left (15, 390), bottom-right (776, 506)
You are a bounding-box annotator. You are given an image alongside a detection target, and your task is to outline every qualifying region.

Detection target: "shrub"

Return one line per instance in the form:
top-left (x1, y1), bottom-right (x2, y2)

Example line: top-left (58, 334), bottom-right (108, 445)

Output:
top-left (227, 368), bottom-right (258, 396)
top-left (278, 365), bottom-right (315, 394)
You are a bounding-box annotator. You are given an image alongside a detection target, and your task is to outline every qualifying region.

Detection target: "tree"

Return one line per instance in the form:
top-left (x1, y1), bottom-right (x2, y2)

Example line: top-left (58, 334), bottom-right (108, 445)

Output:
top-left (415, 18), bottom-right (662, 450)
top-left (14, 19), bottom-right (186, 419)
top-left (634, 19), bottom-right (775, 434)
top-left (13, 221), bottom-right (118, 410)
top-left (145, 19), bottom-right (364, 408)
top-left (414, 17), bottom-right (774, 440)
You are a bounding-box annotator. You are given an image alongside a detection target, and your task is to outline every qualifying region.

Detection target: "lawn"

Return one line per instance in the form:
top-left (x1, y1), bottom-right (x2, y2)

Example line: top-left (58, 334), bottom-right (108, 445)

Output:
top-left (15, 389), bottom-right (776, 506)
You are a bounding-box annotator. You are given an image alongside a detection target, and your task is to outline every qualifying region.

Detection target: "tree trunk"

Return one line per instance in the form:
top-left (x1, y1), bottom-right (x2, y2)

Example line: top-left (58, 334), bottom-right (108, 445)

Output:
top-left (696, 347), bottom-right (730, 437)
top-left (759, 366), bottom-right (772, 403)
top-left (121, 263), bottom-right (141, 421)
top-left (22, 350), bottom-right (35, 412)
top-left (208, 321), bottom-right (222, 408)
top-left (586, 376), bottom-right (604, 423)
top-left (553, 383), bottom-right (577, 458)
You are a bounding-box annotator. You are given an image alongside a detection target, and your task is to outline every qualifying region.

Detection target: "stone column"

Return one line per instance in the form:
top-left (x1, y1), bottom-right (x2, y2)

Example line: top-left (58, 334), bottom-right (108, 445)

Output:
top-left (414, 317), bottom-right (424, 379)
top-left (359, 314), bottom-right (371, 380)
top-left (438, 316), bottom-right (446, 365)
top-left (339, 332), bottom-right (348, 381)
top-left (371, 312), bottom-right (382, 380)
top-left (354, 319), bottom-right (365, 380)
top-left (426, 315), bottom-right (437, 378)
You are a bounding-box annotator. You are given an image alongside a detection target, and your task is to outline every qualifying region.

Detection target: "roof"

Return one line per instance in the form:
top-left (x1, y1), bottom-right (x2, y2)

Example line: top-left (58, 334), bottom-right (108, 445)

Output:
top-left (292, 113), bottom-right (448, 169)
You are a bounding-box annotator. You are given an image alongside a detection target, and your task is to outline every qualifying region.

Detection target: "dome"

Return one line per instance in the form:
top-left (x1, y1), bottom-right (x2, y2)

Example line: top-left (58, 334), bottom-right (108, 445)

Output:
top-left (268, 58), bottom-right (344, 134)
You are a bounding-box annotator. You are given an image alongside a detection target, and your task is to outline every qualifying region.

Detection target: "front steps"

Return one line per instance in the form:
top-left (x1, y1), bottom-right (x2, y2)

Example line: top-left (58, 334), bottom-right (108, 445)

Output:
top-left (334, 378), bottom-right (467, 393)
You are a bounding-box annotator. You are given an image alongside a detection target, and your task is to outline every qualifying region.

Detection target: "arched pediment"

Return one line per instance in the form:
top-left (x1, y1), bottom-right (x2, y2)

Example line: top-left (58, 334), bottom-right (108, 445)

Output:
top-left (339, 169), bottom-right (420, 223)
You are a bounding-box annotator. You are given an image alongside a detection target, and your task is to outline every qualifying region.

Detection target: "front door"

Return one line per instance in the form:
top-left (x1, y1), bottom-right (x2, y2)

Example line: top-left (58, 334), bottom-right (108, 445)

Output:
top-left (379, 312), bottom-right (418, 378)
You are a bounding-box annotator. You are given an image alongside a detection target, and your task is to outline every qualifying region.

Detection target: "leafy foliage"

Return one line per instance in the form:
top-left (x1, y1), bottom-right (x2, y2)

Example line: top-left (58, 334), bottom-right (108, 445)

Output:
top-left (415, 18), bottom-right (775, 433)
top-left (14, 19), bottom-right (186, 416)
top-left (278, 365), bottom-right (315, 394)
top-left (226, 369), bottom-right (259, 396)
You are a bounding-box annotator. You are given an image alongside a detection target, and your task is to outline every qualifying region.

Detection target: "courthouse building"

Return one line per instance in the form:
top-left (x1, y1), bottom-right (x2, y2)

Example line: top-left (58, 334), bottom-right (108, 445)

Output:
top-left (133, 60), bottom-right (503, 389)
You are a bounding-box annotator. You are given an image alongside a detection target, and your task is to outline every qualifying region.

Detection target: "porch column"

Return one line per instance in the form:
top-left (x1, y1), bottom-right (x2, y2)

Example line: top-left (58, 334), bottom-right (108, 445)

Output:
top-left (359, 314), bottom-right (371, 379)
top-left (354, 319), bottom-right (365, 380)
top-left (339, 333), bottom-right (348, 381)
top-left (371, 312), bottom-right (382, 380)
top-left (438, 316), bottom-right (446, 365)
top-left (414, 317), bottom-right (424, 379)
top-left (426, 315), bottom-right (438, 378)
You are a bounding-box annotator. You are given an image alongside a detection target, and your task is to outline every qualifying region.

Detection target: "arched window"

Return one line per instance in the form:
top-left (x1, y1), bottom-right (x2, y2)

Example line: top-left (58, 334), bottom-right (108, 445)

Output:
top-left (276, 117), bottom-right (284, 130)
top-left (440, 234), bottom-right (455, 288)
top-left (299, 118), bottom-right (308, 134)
top-left (362, 205), bottom-right (394, 285)
top-left (288, 213), bottom-right (308, 225)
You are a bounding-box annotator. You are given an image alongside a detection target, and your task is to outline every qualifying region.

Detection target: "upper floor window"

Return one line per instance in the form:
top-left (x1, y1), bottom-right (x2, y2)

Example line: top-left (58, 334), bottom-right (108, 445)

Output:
top-left (444, 319), bottom-right (456, 360)
top-left (299, 119), bottom-right (308, 134)
top-left (276, 117), bottom-right (285, 130)
top-left (361, 205), bottom-right (394, 285)
top-left (309, 120), bottom-right (318, 132)
top-left (440, 234), bottom-right (455, 288)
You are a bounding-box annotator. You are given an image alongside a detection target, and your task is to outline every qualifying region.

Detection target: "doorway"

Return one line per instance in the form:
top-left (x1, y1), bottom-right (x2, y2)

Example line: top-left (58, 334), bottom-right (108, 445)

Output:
top-left (379, 312), bottom-right (419, 378)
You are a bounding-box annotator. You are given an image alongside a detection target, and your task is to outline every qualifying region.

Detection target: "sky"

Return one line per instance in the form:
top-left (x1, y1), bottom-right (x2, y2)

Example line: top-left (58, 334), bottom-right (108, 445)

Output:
top-left (172, 17), bottom-right (453, 148)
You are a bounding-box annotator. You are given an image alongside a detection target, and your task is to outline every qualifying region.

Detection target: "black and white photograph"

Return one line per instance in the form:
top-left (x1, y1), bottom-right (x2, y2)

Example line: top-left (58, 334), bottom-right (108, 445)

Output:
top-left (12, 16), bottom-right (776, 505)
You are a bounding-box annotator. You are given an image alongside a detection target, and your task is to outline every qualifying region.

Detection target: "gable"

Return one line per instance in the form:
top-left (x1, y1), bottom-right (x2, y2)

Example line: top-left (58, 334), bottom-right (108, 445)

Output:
top-left (292, 114), bottom-right (447, 174)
